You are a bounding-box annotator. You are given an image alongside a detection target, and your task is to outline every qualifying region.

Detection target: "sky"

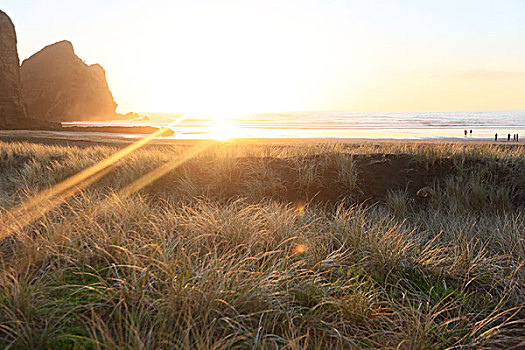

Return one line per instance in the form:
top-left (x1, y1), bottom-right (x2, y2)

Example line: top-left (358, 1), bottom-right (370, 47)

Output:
top-left (3, 0), bottom-right (525, 114)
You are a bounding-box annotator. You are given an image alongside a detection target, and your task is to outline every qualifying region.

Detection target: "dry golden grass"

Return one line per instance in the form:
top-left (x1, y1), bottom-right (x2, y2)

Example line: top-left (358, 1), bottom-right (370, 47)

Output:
top-left (0, 140), bottom-right (524, 349)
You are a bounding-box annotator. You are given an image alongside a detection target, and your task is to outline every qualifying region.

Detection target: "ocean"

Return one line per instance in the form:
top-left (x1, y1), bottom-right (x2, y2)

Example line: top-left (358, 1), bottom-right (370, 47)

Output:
top-left (63, 110), bottom-right (525, 140)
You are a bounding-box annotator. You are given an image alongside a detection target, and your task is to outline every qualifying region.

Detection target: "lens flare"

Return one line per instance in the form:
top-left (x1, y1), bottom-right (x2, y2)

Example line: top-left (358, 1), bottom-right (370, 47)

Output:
top-left (293, 244), bottom-right (308, 255)
top-left (0, 115), bottom-right (189, 240)
top-left (295, 201), bottom-right (306, 216)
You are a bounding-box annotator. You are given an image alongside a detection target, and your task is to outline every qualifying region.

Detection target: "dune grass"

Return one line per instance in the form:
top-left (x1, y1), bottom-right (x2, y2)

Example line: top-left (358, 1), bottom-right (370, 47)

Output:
top-left (0, 140), bottom-right (524, 349)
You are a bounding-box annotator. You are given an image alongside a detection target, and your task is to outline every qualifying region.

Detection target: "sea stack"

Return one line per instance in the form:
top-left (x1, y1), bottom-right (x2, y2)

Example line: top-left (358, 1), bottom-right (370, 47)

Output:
top-left (21, 40), bottom-right (117, 121)
top-left (0, 10), bottom-right (29, 128)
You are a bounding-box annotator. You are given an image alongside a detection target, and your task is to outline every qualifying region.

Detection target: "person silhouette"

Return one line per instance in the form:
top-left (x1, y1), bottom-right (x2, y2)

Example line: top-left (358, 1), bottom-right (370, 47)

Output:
top-left (508, 134), bottom-right (511, 141)
top-left (495, 133), bottom-right (498, 141)
top-left (464, 130), bottom-right (467, 137)
top-left (470, 130), bottom-right (472, 136)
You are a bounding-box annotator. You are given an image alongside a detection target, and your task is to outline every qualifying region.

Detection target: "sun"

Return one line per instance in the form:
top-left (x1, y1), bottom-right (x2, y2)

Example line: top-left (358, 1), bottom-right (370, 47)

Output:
top-left (208, 123), bottom-right (243, 141)
top-left (202, 111), bottom-right (247, 141)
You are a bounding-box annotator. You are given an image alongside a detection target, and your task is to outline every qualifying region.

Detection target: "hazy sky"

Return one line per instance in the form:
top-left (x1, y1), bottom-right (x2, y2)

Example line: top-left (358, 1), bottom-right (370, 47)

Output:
top-left (3, 0), bottom-right (525, 113)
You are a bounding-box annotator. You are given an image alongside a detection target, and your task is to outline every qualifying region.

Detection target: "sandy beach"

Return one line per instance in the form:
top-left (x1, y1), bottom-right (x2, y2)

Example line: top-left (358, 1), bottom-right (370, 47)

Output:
top-left (1, 129), bottom-right (523, 148)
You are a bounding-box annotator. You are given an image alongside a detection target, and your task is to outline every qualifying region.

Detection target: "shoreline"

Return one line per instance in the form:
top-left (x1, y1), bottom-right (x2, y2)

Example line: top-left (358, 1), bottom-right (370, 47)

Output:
top-left (0, 130), bottom-right (523, 149)
top-left (60, 125), bottom-right (174, 136)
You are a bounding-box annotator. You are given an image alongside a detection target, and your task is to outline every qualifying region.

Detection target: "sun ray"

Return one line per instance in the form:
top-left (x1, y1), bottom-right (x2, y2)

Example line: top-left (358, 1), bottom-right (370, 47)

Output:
top-left (0, 162), bottom-right (120, 240)
top-left (16, 140), bottom-right (218, 239)
top-left (118, 141), bottom-right (214, 198)
top-left (0, 115), bottom-right (189, 240)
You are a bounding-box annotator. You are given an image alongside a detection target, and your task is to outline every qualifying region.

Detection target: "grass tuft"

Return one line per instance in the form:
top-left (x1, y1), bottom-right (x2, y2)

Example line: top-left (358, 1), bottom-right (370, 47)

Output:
top-left (0, 140), bottom-right (524, 348)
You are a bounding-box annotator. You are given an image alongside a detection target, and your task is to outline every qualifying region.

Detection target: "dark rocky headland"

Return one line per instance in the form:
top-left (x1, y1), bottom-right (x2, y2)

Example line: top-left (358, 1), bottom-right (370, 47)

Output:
top-left (21, 40), bottom-right (118, 122)
top-left (0, 10), bottom-right (55, 130)
top-left (0, 10), bottom-right (165, 135)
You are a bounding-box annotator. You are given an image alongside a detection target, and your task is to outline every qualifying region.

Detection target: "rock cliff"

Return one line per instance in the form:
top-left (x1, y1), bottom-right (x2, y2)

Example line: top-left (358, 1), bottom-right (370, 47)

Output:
top-left (0, 10), bottom-right (29, 128)
top-left (21, 40), bottom-right (118, 121)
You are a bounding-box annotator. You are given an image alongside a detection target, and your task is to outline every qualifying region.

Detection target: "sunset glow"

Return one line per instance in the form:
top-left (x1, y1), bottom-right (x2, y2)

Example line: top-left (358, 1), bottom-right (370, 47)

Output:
top-left (5, 0), bottom-right (525, 114)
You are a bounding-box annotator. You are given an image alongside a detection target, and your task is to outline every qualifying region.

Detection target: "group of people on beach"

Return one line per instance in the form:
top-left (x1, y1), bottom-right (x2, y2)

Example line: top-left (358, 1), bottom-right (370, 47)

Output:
top-left (464, 130), bottom-right (519, 142)
top-left (494, 133), bottom-right (519, 142)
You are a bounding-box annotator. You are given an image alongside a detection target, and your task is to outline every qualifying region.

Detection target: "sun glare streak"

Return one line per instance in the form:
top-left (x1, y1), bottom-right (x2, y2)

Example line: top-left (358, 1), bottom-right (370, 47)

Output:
top-left (0, 163), bottom-right (119, 240)
top-left (0, 115), bottom-right (189, 240)
top-left (118, 141), bottom-right (214, 198)
top-left (2, 140), bottom-right (217, 244)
